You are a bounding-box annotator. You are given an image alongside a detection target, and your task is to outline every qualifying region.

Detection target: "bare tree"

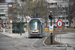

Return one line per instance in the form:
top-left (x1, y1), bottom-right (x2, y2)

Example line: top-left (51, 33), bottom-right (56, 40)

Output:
top-left (17, 0), bottom-right (48, 18)
top-left (68, 0), bottom-right (75, 27)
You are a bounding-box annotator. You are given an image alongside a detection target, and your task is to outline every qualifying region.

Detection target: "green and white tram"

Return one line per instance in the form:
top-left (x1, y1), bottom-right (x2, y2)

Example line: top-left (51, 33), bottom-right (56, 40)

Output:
top-left (28, 18), bottom-right (45, 37)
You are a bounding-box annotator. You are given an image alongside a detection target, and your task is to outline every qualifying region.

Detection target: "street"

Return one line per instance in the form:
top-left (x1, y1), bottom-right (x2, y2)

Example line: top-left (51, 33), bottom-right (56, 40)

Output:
top-left (0, 33), bottom-right (38, 50)
top-left (0, 28), bottom-right (75, 50)
top-left (0, 29), bottom-right (50, 50)
top-left (0, 31), bottom-right (71, 50)
top-left (0, 31), bottom-right (67, 50)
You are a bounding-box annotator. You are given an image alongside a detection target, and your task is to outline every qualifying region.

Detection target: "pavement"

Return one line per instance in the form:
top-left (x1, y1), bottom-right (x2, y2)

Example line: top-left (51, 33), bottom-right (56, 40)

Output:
top-left (0, 31), bottom-right (28, 38)
top-left (55, 32), bottom-right (75, 47)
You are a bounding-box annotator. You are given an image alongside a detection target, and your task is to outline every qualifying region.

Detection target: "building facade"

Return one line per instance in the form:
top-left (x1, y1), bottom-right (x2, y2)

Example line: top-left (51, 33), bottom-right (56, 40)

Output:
top-left (0, 3), bottom-right (8, 27)
top-left (46, 0), bottom-right (69, 27)
top-left (0, 0), bottom-right (16, 27)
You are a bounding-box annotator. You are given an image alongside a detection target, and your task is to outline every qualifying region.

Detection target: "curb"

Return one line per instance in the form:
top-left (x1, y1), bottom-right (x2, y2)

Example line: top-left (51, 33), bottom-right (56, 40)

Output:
top-left (55, 33), bottom-right (75, 47)
top-left (43, 34), bottom-right (50, 46)
top-left (0, 32), bottom-right (27, 38)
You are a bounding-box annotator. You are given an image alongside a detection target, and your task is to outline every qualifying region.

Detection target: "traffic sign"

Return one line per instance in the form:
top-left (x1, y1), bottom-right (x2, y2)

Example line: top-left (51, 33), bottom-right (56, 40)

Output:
top-left (57, 20), bottom-right (63, 28)
top-left (49, 26), bottom-right (53, 33)
top-left (27, 19), bottom-right (30, 22)
top-left (45, 28), bottom-right (48, 31)
top-left (10, 19), bottom-right (12, 23)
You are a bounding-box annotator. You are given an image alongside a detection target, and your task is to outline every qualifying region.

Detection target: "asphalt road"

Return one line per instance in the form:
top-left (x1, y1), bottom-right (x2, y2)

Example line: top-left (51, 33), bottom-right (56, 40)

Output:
top-left (0, 33), bottom-right (39, 50)
top-left (0, 31), bottom-right (50, 50)
top-left (0, 30), bottom-right (74, 50)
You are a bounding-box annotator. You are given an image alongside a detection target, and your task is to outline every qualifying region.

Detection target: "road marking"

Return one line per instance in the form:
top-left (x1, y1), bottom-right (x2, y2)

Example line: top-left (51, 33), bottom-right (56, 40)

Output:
top-left (31, 39), bottom-right (39, 49)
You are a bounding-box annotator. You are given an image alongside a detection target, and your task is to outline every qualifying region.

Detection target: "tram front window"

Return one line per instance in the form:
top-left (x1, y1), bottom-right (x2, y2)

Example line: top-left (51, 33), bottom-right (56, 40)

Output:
top-left (30, 20), bottom-right (40, 30)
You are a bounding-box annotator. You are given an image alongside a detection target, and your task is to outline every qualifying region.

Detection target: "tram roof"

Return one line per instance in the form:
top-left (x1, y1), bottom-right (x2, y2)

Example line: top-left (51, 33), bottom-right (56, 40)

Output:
top-left (30, 18), bottom-right (42, 19)
top-left (29, 18), bottom-right (45, 23)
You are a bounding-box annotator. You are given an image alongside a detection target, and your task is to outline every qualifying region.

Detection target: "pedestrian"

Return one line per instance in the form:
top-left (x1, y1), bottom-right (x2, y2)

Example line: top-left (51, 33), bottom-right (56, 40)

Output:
top-left (3, 27), bottom-right (5, 33)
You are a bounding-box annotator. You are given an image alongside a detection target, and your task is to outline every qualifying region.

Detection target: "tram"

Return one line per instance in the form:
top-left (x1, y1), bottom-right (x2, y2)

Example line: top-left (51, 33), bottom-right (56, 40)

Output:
top-left (28, 18), bottom-right (45, 37)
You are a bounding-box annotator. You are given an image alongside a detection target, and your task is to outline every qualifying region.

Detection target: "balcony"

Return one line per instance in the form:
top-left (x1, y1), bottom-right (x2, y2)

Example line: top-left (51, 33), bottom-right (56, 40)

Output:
top-left (0, 17), bottom-right (8, 19)
top-left (0, 12), bottom-right (7, 14)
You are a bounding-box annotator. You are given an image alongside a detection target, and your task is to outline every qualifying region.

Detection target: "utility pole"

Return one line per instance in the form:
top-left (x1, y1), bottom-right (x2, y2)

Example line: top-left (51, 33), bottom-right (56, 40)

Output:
top-left (22, 4), bottom-right (24, 22)
top-left (53, 8), bottom-right (55, 31)
top-left (34, 7), bottom-right (36, 18)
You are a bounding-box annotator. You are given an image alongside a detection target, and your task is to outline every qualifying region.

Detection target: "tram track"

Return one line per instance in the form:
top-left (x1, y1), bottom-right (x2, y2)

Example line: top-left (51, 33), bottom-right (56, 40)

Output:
top-left (14, 37), bottom-right (40, 50)
top-left (0, 30), bottom-right (49, 50)
top-left (0, 32), bottom-right (42, 50)
top-left (31, 39), bottom-right (39, 49)
top-left (2, 37), bottom-right (39, 50)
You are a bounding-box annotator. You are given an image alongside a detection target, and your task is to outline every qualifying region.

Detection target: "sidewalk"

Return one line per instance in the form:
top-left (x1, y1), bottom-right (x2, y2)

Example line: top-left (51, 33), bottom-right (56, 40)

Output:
top-left (37, 46), bottom-right (74, 50)
top-left (0, 32), bottom-right (28, 38)
top-left (55, 32), bottom-right (75, 47)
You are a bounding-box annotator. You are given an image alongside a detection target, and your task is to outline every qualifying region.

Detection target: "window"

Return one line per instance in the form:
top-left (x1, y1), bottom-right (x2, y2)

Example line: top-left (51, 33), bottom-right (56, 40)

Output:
top-left (21, 0), bottom-right (25, 2)
top-left (53, 3), bottom-right (57, 5)
top-left (2, 14), bottom-right (5, 16)
top-left (9, 4), bottom-right (12, 7)
top-left (62, 17), bottom-right (65, 19)
top-left (0, 0), bottom-right (5, 3)
top-left (30, 20), bottom-right (40, 30)
top-left (58, 12), bottom-right (62, 15)
top-left (66, 17), bottom-right (68, 19)
top-left (0, 9), bottom-right (3, 12)
top-left (62, 12), bottom-right (65, 14)
top-left (55, 17), bottom-right (58, 20)
top-left (0, 9), bottom-right (8, 12)
top-left (66, 22), bottom-right (68, 24)
top-left (5, 14), bottom-right (8, 16)
top-left (9, 14), bottom-right (12, 16)
top-left (0, 14), bottom-right (6, 17)
top-left (4, 9), bottom-right (8, 12)
top-left (0, 5), bottom-right (7, 7)
top-left (59, 17), bottom-right (60, 19)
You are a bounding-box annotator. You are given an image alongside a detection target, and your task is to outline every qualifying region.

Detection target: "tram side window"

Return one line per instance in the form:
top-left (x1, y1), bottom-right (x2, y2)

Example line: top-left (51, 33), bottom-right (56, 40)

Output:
top-left (30, 20), bottom-right (40, 30)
